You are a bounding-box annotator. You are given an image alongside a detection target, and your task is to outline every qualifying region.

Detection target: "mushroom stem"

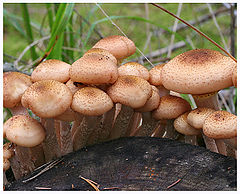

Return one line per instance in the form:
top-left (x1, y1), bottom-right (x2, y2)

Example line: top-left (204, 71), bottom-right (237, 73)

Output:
top-left (184, 135), bottom-right (198, 146)
top-left (162, 120), bottom-right (179, 139)
top-left (192, 92), bottom-right (227, 154)
top-left (41, 118), bottom-right (61, 162)
top-left (108, 104), bottom-right (134, 140)
top-left (151, 121), bottom-right (167, 137)
top-left (215, 139), bottom-right (227, 156)
top-left (127, 112), bottom-right (142, 136)
top-left (3, 172), bottom-right (8, 186)
top-left (59, 120), bottom-right (73, 156)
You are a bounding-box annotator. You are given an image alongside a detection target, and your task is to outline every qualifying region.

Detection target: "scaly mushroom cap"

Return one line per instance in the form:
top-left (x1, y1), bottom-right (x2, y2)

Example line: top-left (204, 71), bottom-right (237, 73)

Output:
top-left (93, 35), bottom-right (136, 60)
top-left (3, 143), bottom-right (14, 159)
top-left (161, 49), bottom-right (236, 94)
top-left (136, 85), bottom-right (160, 112)
top-left (107, 75), bottom-right (152, 109)
top-left (152, 95), bottom-right (191, 120)
top-left (70, 53), bottom-right (118, 84)
top-left (21, 80), bottom-right (72, 118)
top-left (3, 72), bottom-right (32, 108)
top-left (174, 112), bottom-right (201, 136)
top-left (232, 64), bottom-right (237, 87)
top-left (187, 107), bottom-right (215, 129)
top-left (149, 64), bottom-right (165, 86)
top-left (84, 48), bottom-right (117, 64)
top-left (203, 110), bottom-right (237, 139)
top-left (4, 115), bottom-right (46, 147)
top-left (71, 87), bottom-right (113, 116)
top-left (118, 62), bottom-right (150, 80)
top-left (31, 59), bottom-right (71, 83)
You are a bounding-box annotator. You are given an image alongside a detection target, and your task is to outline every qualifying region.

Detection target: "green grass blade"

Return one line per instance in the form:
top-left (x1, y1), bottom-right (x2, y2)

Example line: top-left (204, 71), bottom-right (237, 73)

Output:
top-left (46, 3), bottom-right (54, 32)
top-left (67, 15), bottom-right (74, 61)
top-left (83, 15), bottom-right (192, 51)
top-left (21, 3), bottom-right (38, 61)
top-left (48, 33), bottom-right (64, 60)
top-left (45, 3), bottom-right (75, 60)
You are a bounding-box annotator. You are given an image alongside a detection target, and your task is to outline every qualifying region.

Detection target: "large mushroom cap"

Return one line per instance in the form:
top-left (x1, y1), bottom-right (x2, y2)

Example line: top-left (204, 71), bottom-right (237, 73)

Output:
top-left (152, 95), bottom-right (191, 120)
top-left (203, 110), bottom-right (237, 139)
top-left (107, 75), bottom-right (152, 109)
top-left (4, 115), bottom-right (46, 147)
top-left (187, 107), bottom-right (215, 129)
top-left (3, 72), bottom-right (32, 108)
top-left (70, 53), bottom-right (118, 84)
top-left (161, 49), bottom-right (236, 94)
top-left (71, 87), bottom-right (113, 116)
top-left (31, 59), bottom-right (71, 83)
top-left (232, 64), bottom-right (237, 87)
top-left (93, 35), bottom-right (136, 60)
top-left (21, 80), bottom-right (72, 118)
top-left (118, 62), bottom-right (149, 80)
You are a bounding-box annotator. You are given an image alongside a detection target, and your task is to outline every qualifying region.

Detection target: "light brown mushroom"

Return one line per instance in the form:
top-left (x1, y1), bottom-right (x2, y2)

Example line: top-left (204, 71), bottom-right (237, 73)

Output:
top-left (31, 59), bottom-right (71, 83)
top-left (71, 87), bottom-right (114, 150)
top-left (3, 158), bottom-right (11, 185)
top-left (232, 65), bottom-right (237, 87)
top-left (93, 35), bottom-right (136, 64)
top-left (107, 75), bottom-right (152, 139)
top-left (174, 111), bottom-right (201, 145)
top-left (161, 49), bottom-right (236, 154)
top-left (70, 53), bottom-right (118, 85)
top-left (4, 115), bottom-right (46, 179)
top-left (152, 95), bottom-right (191, 139)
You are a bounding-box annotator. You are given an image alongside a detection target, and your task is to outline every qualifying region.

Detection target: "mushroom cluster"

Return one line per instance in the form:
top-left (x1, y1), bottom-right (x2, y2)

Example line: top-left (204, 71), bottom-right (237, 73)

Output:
top-left (3, 35), bottom-right (237, 184)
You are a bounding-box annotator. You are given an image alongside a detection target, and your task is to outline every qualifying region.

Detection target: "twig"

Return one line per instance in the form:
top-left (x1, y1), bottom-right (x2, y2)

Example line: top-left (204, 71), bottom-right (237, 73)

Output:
top-left (167, 3), bottom-right (183, 58)
top-left (167, 178), bottom-right (182, 189)
top-left (3, 53), bottom-right (27, 65)
top-left (35, 187), bottom-right (52, 190)
top-left (14, 35), bottom-right (50, 69)
top-left (22, 158), bottom-right (63, 183)
top-left (96, 3), bottom-right (154, 67)
top-left (151, 3), bottom-right (236, 63)
top-left (218, 91), bottom-right (232, 113)
top-left (144, 3), bottom-right (152, 60)
top-left (80, 176), bottom-right (100, 191)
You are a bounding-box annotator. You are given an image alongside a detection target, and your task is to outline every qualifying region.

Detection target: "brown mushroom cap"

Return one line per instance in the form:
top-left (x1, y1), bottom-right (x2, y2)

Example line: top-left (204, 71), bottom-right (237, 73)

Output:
top-left (31, 59), bottom-right (71, 83)
top-left (135, 85), bottom-right (160, 112)
top-left (118, 62), bottom-right (150, 80)
top-left (71, 87), bottom-right (113, 116)
top-left (83, 48), bottom-right (117, 64)
top-left (21, 80), bottom-right (72, 118)
top-left (232, 64), bottom-right (237, 87)
top-left (152, 95), bottom-right (191, 120)
top-left (107, 75), bottom-right (152, 109)
top-left (70, 53), bottom-right (118, 84)
top-left (174, 112), bottom-right (201, 136)
top-left (161, 49), bottom-right (236, 94)
top-left (3, 158), bottom-right (10, 172)
top-left (3, 72), bottom-right (32, 108)
top-left (149, 64), bottom-right (165, 86)
top-left (4, 115), bottom-right (46, 147)
top-left (93, 35), bottom-right (136, 60)
top-left (203, 110), bottom-right (237, 139)
top-left (3, 143), bottom-right (14, 159)
top-left (187, 107), bottom-right (215, 129)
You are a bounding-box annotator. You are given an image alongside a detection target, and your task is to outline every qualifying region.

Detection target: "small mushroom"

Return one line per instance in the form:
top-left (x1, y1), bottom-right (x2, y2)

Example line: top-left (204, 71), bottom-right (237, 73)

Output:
top-left (174, 111), bottom-right (201, 145)
top-left (107, 75), bottom-right (152, 139)
top-left (152, 95), bottom-right (191, 139)
top-left (4, 115), bottom-right (46, 179)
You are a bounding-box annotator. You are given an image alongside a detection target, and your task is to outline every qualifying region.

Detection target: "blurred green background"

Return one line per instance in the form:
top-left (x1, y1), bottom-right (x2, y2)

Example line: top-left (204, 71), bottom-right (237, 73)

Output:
top-left (3, 3), bottom-right (237, 118)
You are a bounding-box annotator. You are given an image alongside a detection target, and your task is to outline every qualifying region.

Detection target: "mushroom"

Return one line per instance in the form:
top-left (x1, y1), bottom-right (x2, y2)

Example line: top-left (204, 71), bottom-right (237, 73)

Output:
top-left (31, 59), bottom-right (71, 83)
top-left (92, 35), bottom-right (136, 65)
top-left (131, 85), bottom-right (160, 137)
top-left (232, 65), bottom-right (237, 87)
top-left (161, 49), bottom-right (236, 153)
top-left (4, 115), bottom-right (46, 179)
top-left (174, 111), bottom-right (201, 145)
top-left (107, 75), bottom-right (152, 139)
top-left (21, 80), bottom-right (72, 161)
top-left (71, 87), bottom-right (114, 150)
top-left (3, 143), bottom-right (14, 185)
top-left (3, 72), bottom-right (32, 116)
top-left (203, 110), bottom-right (237, 157)
top-left (3, 158), bottom-right (11, 185)
top-left (152, 95), bottom-right (191, 139)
